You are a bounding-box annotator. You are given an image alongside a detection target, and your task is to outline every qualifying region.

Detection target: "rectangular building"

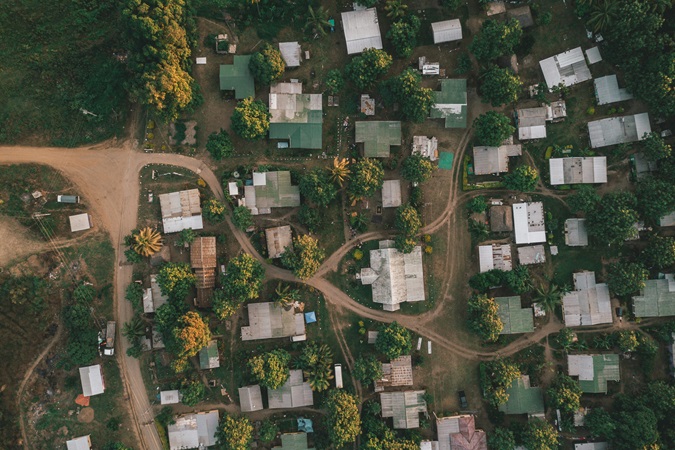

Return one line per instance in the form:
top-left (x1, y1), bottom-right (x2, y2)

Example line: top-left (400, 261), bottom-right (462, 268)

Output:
top-left (549, 157), bottom-right (607, 185)
top-left (512, 202), bottom-right (546, 244)
top-left (562, 271), bottom-right (612, 326)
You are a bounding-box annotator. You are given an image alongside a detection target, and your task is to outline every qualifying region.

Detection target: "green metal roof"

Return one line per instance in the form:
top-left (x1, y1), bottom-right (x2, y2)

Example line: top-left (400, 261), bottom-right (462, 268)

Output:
top-left (219, 55), bottom-right (255, 99)
top-left (499, 376), bottom-right (545, 415)
top-left (633, 276), bottom-right (675, 317)
top-left (199, 340), bottom-right (219, 369)
top-left (269, 122), bottom-right (323, 149)
top-left (272, 433), bottom-right (315, 450)
top-left (255, 171), bottom-right (301, 208)
top-left (576, 354), bottom-right (620, 394)
top-left (355, 121), bottom-right (402, 158)
top-left (269, 91), bottom-right (323, 149)
top-left (497, 296), bottom-right (535, 334)
top-left (430, 79), bottom-right (468, 128)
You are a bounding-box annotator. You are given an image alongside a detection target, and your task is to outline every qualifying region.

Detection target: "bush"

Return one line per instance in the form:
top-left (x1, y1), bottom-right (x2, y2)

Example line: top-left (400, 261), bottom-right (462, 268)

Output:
top-left (345, 48), bottom-right (393, 90)
top-left (249, 44), bottom-right (285, 85)
top-left (473, 111), bottom-right (515, 146)
top-left (206, 129), bottom-right (234, 160)
top-left (231, 97), bottom-right (270, 140)
top-left (455, 52), bottom-right (472, 75)
top-left (325, 69), bottom-right (344, 94)
top-left (232, 206), bottom-right (253, 231)
top-left (466, 196), bottom-right (488, 213)
top-left (297, 204), bottom-right (322, 233)
top-left (125, 282), bottom-right (144, 313)
top-left (203, 198), bottom-right (226, 223)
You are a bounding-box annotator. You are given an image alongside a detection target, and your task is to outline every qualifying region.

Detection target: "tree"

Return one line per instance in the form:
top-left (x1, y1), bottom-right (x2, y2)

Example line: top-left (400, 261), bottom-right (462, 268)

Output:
top-left (72, 283), bottom-right (96, 304)
top-left (347, 158), bottom-right (385, 200)
top-left (67, 339), bottom-right (98, 365)
top-left (587, 192), bottom-right (639, 246)
top-left (330, 157), bottom-right (351, 187)
top-left (203, 198), bottom-right (226, 223)
top-left (401, 154), bottom-right (434, 183)
top-left (385, 0), bottom-right (408, 19)
top-left (212, 289), bottom-right (241, 320)
top-left (533, 283), bottom-right (566, 313)
top-left (521, 419), bottom-right (559, 450)
top-left (231, 97), bottom-right (270, 140)
top-left (473, 112), bottom-right (515, 146)
top-left (394, 234), bottom-right (417, 254)
top-left (297, 204), bottom-right (322, 233)
top-left (547, 374), bottom-right (582, 415)
top-left (249, 44), bottom-right (285, 85)
top-left (180, 378), bottom-right (206, 406)
top-left (103, 443), bottom-right (133, 450)
top-left (469, 218), bottom-right (489, 244)
top-left (222, 253), bottom-right (265, 302)
top-left (479, 359), bottom-right (521, 407)
top-left (379, 68), bottom-right (434, 122)
top-left (479, 66), bottom-right (522, 106)
top-left (176, 228), bottom-right (196, 247)
top-left (375, 322), bottom-right (412, 360)
top-left (324, 390), bottom-right (361, 448)
top-left (274, 283), bottom-right (300, 308)
top-left (503, 165), bottom-right (539, 192)
top-left (642, 132), bottom-right (672, 161)
top-left (642, 235), bottom-right (675, 269)
top-left (296, 342), bottom-right (334, 392)
top-left (386, 15), bottom-right (421, 58)
top-left (607, 261), bottom-right (648, 296)
top-left (567, 185), bottom-right (600, 214)
top-left (616, 330), bottom-right (639, 353)
top-left (554, 328), bottom-right (576, 353)
top-left (122, 315), bottom-right (146, 341)
top-left (206, 129), bottom-right (234, 160)
top-left (395, 204), bottom-right (422, 236)
top-left (258, 420), bottom-right (278, 443)
top-left (585, 408), bottom-right (616, 440)
top-left (125, 282), bottom-right (144, 313)
top-left (132, 227), bottom-right (163, 257)
top-left (172, 311), bottom-right (211, 372)
top-left (353, 354), bottom-right (384, 383)
top-left (232, 205), bottom-right (253, 231)
top-left (325, 69), bottom-right (344, 94)
top-left (467, 196), bottom-right (488, 214)
top-left (467, 294), bottom-right (503, 342)
top-left (248, 349), bottom-right (291, 389)
top-left (487, 427), bottom-right (516, 450)
top-left (346, 48), bottom-right (393, 90)
top-left (504, 266), bottom-right (533, 294)
top-left (304, 5), bottom-right (331, 37)
top-left (216, 414), bottom-right (253, 450)
top-left (157, 262), bottom-right (196, 300)
top-left (469, 19), bottom-right (523, 62)
top-left (125, 248), bottom-right (143, 263)
top-left (281, 235), bottom-right (325, 280)
top-left (300, 168), bottom-right (338, 207)
top-left (587, 0), bottom-right (619, 33)
top-left (636, 176), bottom-right (675, 222)
top-left (612, 406), bottom-right (659, 450)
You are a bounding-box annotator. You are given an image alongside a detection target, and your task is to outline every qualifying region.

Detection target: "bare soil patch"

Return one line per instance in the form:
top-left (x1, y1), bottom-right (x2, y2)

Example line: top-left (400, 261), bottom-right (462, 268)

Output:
top-left (0, 216), bottom-right (49, 267)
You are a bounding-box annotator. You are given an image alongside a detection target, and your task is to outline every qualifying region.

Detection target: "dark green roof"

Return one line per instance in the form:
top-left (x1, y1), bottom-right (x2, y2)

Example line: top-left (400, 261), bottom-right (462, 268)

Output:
top-left (355, 121), bottom-right (402, 158)
top-left (499, 375), bottom-right (545, 415)
top-left (497, 296), bottom-right (535, 334)
top-left (219, 55), bottom-right (255, 99)
top-left (430, 79), bottom-right (468, 128)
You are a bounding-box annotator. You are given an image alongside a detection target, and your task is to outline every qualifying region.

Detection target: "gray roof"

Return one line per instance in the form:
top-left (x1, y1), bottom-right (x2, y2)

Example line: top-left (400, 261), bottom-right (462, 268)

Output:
top-left (478, 244), bottom-right (512, 273)
top-left (199, 340), bottom-right (220, 369)
top-left (575, 443), bottom-right (608, 450)
top-left (279, 42), bottom-right (301, 67)
top-left (472, 144), bottom-right (522, 175)
top-left (241, 302), bottom-right (306, 341)
top-left (513, 202), bottom-right (546, 245)
top-left (341, 8), bottom-right (383, 54)
top-left (568, 354), bottom-right (620, 393)
top-left (490, 205), bottom-right (513, 232)
top-left (266, 225), bottom-right (293, 259)
top-left (507, 5), bottom-right (534, 28)
top-left (517, 245), bottom-right (546, 266)
top-left (633, 274), bottom-right (675, 317)
top-left (268, 370), bottom-right (314, 409)
top-left (660, 212), bottom-right (675, 227)
top-left (382, 180), bottom-right (402, 208)
top-left (430, 79), bottom-right (468, 128)
top-left (563, 271), bottom-right (612, 326)
top-left (517, 107), bottom-right (547, 140)
top-left (498, 375), bottom-right (545, 415)
top-left (374, 355), bottom-right (413, 392)
top-left (588, 113), bottom-right (651, 148)
top-left (594, 75), bottom-right (633, 105)
top-left (238, 385), bottom-right (264, 412)
top-left (412, 136), bottom-right (438, 161)
top-left (565, 218), bottom-right (589, 246)
top-left (585, 46), bottom-right (602, 64)
top-left (360, 240), bottom-right (425, 311)
top-left (380, 390), bottom-right (427, 429)
top-left (168, 410), bottom-right (219, 450)
top-left (539, 47), bottom-right (592, 89)
top-left (66, 436), bottom-right (91, 450)
top-left (245, 171), bottom-right (300, 215)
top-left (69, 213), bottom-right (92, 232)
top-left (268, 83), bottom-right (323, 149)
top-left (549, 157), bottom-right (607, 185)
top-left (634, 152), bottom-right (658, 179)
top-left (159, 189), bottom-right (203, 233)
top-left (272, 433), bottom-right (316, 450)
top-left (432, 19), bottom-right (462, 43)
top-left (79, 365), bottom-right (104, 397)
top-left (161, 390), bottom-right (181, 405)
top-left (355, 121), bottom-right (402, 158)
top-left (497, 296), bottom-right (535, 334)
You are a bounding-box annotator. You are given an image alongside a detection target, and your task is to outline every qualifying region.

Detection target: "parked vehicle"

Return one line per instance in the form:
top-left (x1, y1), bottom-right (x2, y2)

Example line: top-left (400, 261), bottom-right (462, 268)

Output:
top-left (458, 390), bottom-right (468, 409)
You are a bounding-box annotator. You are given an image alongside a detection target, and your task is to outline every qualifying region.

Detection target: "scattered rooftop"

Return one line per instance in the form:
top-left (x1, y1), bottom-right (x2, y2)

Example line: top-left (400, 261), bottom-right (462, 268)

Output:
top-left (66, 436), bottom-right (92, 450)
top-left (517, 245), bottom-right (546, 266)
top-left (79, 365), bottom-right (104, 397)
top-left (382, 180), bottom-right (402, 208)
top-left (268, 370), bottom-right (314, 409)
top-left (341, 8), bottom-right (383, 54)
top-left (167, 410), bottom-right (219, 450)
top-left (539, 47), bottom-right (592, 89)
top-left (191, 237), bottom-right (217, 290)
top-left (272, 432), bottom-right (315, 450)
top-left (507, 5), bottom-right (534, 28)
top-left (497, 296), bottom-right (535, 334)
top-left (69, 213), bottom-right (92, 233)
top-left (498, 375), bottom-right (545, 416)
top-left (266, 225), bottom-right (293, 259)
top-left (472, 143), bottom-right (522, 175)
top-left (355, 121), bottom-right (402, 158)
top-left (588, 113), bottom-right (651, 148)
top-left (241, 302), bottom-right (306, 341)
top-left (633, 274), bottom-right (675, 318)
top-left (490, 205), bottom-right (513, 232)
top-left (160, 390), bottom-right (181, 405)
top-left (594, 75), bottom-right (632, 105)
top-left (374, 355), bottom-right (414, 392)
top-left (436, 415), bottom-right (487, 450)
top-left (565, 218), bottom-right (589, 247)
top-left (562, 271), bottom-right (612, 326)
top-left (431, 19), bottom-right (463, 44)
top-left (430, 79), bottom-right (468, 128)
top-left (412, 136), bottom-right (439, 161)
top-left (575, 444), bottom-right (608, 450)
top-left (239, 385), bottom-right (264, 412)
top-left (219, 55), bottom-right (255, 99)
top-left (380, 390), bottom-right (427, 429)
top-left (159, 189), bottom-right (203, 234)
top-left (199, 340), bottom-right (220, 370)
top-left (279, 42), bottom-right (302, 67)
top-left (244, 171), bottom-right (300, 215)
top-left (512, 202), bottom-right (546, 245)
top-left (549, 157), bottom-right (607, 185)
top-left (567, 354), bottom-right (620, 394)
top-left (269, 82), bottom-right (323, 149)
top-left (478, 244), bottom-right (512, 273)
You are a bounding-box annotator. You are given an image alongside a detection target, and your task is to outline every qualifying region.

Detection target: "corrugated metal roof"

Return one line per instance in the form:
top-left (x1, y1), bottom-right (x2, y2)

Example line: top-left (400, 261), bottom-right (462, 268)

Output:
top-left (588, 113), bottom-right (651, 148)
top-left (633, 275), bottom-right (675, 317)
top-left (341, 8), bottom-right (383, 54)
top-left (660, 212), bottom-right (675, 227)
top-left (374, 355), bottom-right (413, 391)
top-left (355, 121), bottom-right (402, 158)
top-left (272, 433), bottom-right (316, 450)
top-left (517, 245), bottom-right (546, 266)
top-left (246, 171), bottom-right (300, 214)
top-left (219, 55), bottom-right (255, 99)
top-left (161, 390), bottom-right (181, 405)
top-left (513, 202), bottom-right (546, 244)
top-left (585, 46), bottom-right (602, 64)
top-left (279, 42), bottom-right (301, 67)
top-left (79, 365), bottom-right (104, 397)
top-left (478, 246), bottom-right (494, 273)
top-left (497, 296), bottom-right (534, 334)
top-left (549, 157), bottom-right (607, 185)
top-left (540, 47), bottom-right (592, 89)
top-left (563, 271), bottom-right (613, 326)
top-left (168, 410), bottom-right (219, 450)
top-left (430, 79), bottom-right (468, 128)
top-left (199, 340), bottom-right (220, 369)
top-left (478, 244), bottom-right (512, 273)
top-left (575, 443), bottom-right (608, 450)
top-left (269, 83), bottom-right (323, 149)
top-left (239, 385), bottom-right (264, 412)
top-left (69, 213), bottom-right (91, 232)
top-left (380, 390), bottom-right (427, 429)
top-left (436, 415), bottom-right (487, 450)
top-left (159, 189), bottom-right (203, 233)
top-left (382, 180), bottom-right (402, 208)
top-left (498, 375), bottom-right (545, 415)
top-left (473, 144), bottom-right (521, 175)
top-left (241, 302), bottom-right (306, 340)
top-left (266, 226), bottom-right (293, 259)
top-left (594, 75), bottom-right (632, 105)
top-left (268, 370), bottom-right (314, 409)
top-left (66, 436), bottom-right (91, 450)
top-left (412, 136), bottom-right (438, 161)
top-left (507, 5), bottom-right (534, 28)
top-left (568, 354), bottom-right (620, 393)
top-left (432, 19), bottom-right (462, 43)
top-left (565, 218), bottom-right (589, 246)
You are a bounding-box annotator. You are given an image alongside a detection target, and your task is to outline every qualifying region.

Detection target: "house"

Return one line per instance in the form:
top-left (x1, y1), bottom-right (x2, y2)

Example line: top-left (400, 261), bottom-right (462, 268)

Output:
top-left (341, 8), bottom-right (383, 54)
top-left (436, 415), bottom-right (487, 450)
top-left (269, 82), bottom-right (322, 149)
top-left (567, 354), bottom-right (620, 394)
top-left (244, 171), bottom-right (300, 215)
top-left (633, 274), bottom-right (675, 318)
top-left (228, 181), bottom-right (239, 197)
top-left (358, 240), bottom-right (425, 311)
top-left (516, 103), bottom-right (568, 140)
top-left (143, 287), bottom-right (154, 313)
top-left (575, 444), bottom-right (608, 450)
top-left (512, 202), bottom-right (546, 244)
top-left (430, 79), bottom-right (468, 128)
top-left (549, 157), bottom-right (607, 185)
top-left (632, 152), bottom-right (657, 179)
top-left (594, 75), bottom-right (632, 105)
top-left (79, 365), bottom-right (105, 397)
top-left (66, 436), bottom-right (92, 450)
top-left (238, 385), bottom-right (264, 412)
top-left (382, 180), bottom-right (402, 208)
top-left (199, 340), bottom-right (220, 370)
top-left (266, 226), bottom-right (293, 259)
top-left (374, 355), bottom-right (413, 392)
top-left (159, 189), bottom-right (203, 233)
top-left (268, 370), bottom-right (314, 409)
top-left (539, 47), bottom-right (592, 89)
top-left (279, 42), bottom-right (302, 67)
top-left (507, 5), bottom-right (534, 28)
top-left (168, 410), bottom-right (219, 450)
top-left (412, 136), bottom-right (438, 161)
top-left (160, 390), bottom-right (181, 405)
top-left (517, 245), bottom-right (546, 266)
top-left (419, 56), bottom-right (440, 75)
top-left (431, 19), bottom-right (462, 44)
top-left (497, 296), bottom-right (535, 334)
top-left (150, 275), bottom-right (168, 312)
top-left (273, 433), bottom-right (315, 450)
top-left (241, 302), bottom-right (306, 341)
top-left (660, 212), bottom-right (675, 227)
top-left (69, 213), bottom-right (92, 233)
top-left (588, 113), bottom-right (651, 148)
top-left (498, 375), bottom-right (545, 416)
top-left (190, 237), bottom-right (217, 307)
top-left (490, 205), bottom-right (513, 232)
top-left (380, 390), bottom-right (427, 429)
top-left (472, 143), bottom-right (522, 175)
top-left (562, 271), bottom-right (612, 326)
top-left (478, 244), bottom-right (512, 273)
top-left (565, 218), bottom-right (589, 247)
top-left (585, 46), bottom-right (602, 64)
top-left (355, 121), bottom-right (402, 158)
top-left (219, 55), bottom-right (255, 99)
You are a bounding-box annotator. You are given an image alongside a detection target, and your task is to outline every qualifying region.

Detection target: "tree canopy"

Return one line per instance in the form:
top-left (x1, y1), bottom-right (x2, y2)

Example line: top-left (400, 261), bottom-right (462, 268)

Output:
top-left (567, 185), bottom-right (600, 214)
top-left (206, 129), bottom-right (234, 160)
top-left (156, 262), bottom-right (196, 300)
top-left (401, 154), bottom-right (434, 183)
top-left (607, 261), bottom-right (648, 296)
top-left (281, 234), bottom-right (325, 280)
top-left (479, 358), bottom-right (521, 407)
top-left (379, 68), bottom-right (434, 123)
top-left (522, 419), bottom-right (559, 450)
top-left (469, 18), bottom-right (523, 62)
top-left (216, 414), bottom-right (254, 450)
top-left (299, 168), bottom-right (339, 207)
top-left (473, 112), bottom-right (515, 146)
top-left (479, 66), bottom-right (522, 106)
top-left (325, 69), bottom-right (344, 94)
top-left (212, 289), bottom-right (241, 320)
top-left (386, 15), bottom-right (421, 58)
top-left (232, 205), bottom-right (253, 231)
top-left (636, 176), bottom-right (675, 223)
top-left (231, 97), bottom-right (270, 140)
top-left (249, 43), bottom-right (285, 85)
top-left (467, 294), bottom-right (503, 342)
top-left (487, 427), bottom-right (516, 450)
top-left (324, 390), bottom-right (362, 448)
top-left (248, 349), bottom-right (291, 389)
top-left (395, 204), bottom-right (422, 236)
top-left (547, 373), bottom-right (582, 415)
top-left (347, 158), bottom-right (385, 200)
top-left (587, 191), bottom-right (639, 245)
top-left (585, 408), bottom-right (616, 440)
top-left (375, 322), bottom-right (412, 360)
top-left (346, 48), bottom-right (393, 90)
top-left (503, 165), bottom-right (539, 192)
top-left (642, 235), bottom-right (675, 269)
top-left (222, 253), bottom-right (265, 303)
top-left (353, 354), bottom-right (384, 383)
top-left (642, 132), bottom-right (672, 161)
top-left (172, 311), bottom-right (211, 372)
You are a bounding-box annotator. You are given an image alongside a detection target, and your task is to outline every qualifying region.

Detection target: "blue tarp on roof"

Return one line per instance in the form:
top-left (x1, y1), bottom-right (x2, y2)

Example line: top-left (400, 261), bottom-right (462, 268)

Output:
top-left (298, 417), bottom-right (314, 433)
top-left (304, 312), bottom-right (316, 324)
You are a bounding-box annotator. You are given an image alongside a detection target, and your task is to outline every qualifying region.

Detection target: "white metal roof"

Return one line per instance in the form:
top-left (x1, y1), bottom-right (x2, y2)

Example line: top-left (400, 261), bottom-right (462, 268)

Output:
top-left (588, 113), bottom-right (651, 148)
top-left (253, 172), bottom-right (267, 186)
top-left (565, 218), bottom-right (589, 246)
top-left (239, 385), bottom-right (264, 412)
top-left (585, 46), bottom-right (602, 64)
top-left (594, 75), bottom-right (633, 105)
top-left (143, 287), bottom-right (154, 313)
top-left (279, 42), bottom-right (301, 67)
top-left (159, 189), bottom-right (203, 233)
top-left (512, 202), bottom-right (546, 244)
top-left (228, 182), bottom-right (239, 196)
top-left (161, 390), bottom-right (181, 405)
top-left (549, 157), bottom-right (607, 185)
top-left (563, 271), bottom-right (612, 326)
top-left (66, 436), bottom-right (91, 450)
top-left (540, 47), bottom-right (592, 89)
top-left (267, 370), bottom-right (314, 409)
top-left (168, 410), bottom-right (219, 450)
top-left (69, 213), bottom-right (91, 232)
top-left (79, 365), bottom-right (104, 397)
top-left (432, 19), bottom-right (462, 44)
top-left (660, 212), bottom-right (675, 227)
top-left (575, 443), bottom-right (608, 450)
top-left (382, 180), bottom-right (402, 208)
top-left (478, 245), bottom-right (494, 273)
top-left (341, 8), bottom-right (383, 54)
top-left (478, 244), bottom-right (513, 273)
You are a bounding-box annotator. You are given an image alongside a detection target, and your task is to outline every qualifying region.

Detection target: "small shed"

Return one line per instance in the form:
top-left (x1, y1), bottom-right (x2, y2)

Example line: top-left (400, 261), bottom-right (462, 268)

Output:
top-left (412, 136), bottom-right (438, 161)
top-left (565, 218), bottom-right (589, 246)
top-left (431, 19), bottom-right (462, 44)
top-left (585, 47), bottom-right (602, 64)
top-left (69, 213), bottom-right (92, 232)
top-left (361, 94), bottom-right (375, 116)
top-left (228, 182), bottom-right (239, 196)
top-left (66, 436), bottom-right (92, 450)
top-left (266, 225), bottom-right (293, 259)
top-left (199, 340), bottom-right (220, 370)
top-left (382, 180), bottom-right (402, 208)
top-left (507, 5), bottom-right (534, 28)
top-left (79, 365), bottom-right (105, 397)
top-left (517, 245), bottom-right (546, 266)
top-left (161, 390), bottom-right (181, 405)
top-left (239, 385), bottom-right (264, 412)
top-left (279, 42), bottom-right (302, 67)
top-left (490, 205), bottom-right (513, 232)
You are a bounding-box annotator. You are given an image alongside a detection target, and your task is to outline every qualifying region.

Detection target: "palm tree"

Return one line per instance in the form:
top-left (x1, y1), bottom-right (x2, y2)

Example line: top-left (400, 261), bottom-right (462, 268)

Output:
top-left (572, 339), bottom-right (589, 351)
top-left (330, 157), bottom-right (351, 187)
top-left (123, 315), bottom-right (147, 340)
top-left (533, 282), bottom-right (567, 313)
top-left (384, 0), bottom-right (408, 19)
top-left (306, 363), bottom-right (334, 391)
top-left (586, 0), bottom-right (619, 33)
top-left (593, 333), bottom-right (614, 350)
top-left (274, 282), bottom-right (300, 309)
top-left (304, 5), bottom-right (331, 37)
top-left (132, 227), bottom-right (163, 257)
top-left (468, 219), bottom-right (489, 244)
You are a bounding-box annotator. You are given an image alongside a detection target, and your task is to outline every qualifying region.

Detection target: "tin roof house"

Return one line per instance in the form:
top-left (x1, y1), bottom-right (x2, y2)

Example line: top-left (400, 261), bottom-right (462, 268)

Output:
top-left (244, 171), bottom-right (300, 215)
top-left (380, 390), bottom-right (427, 429)
top-left (539, 47), bottom-right (592, 89)
top-left (355, 121), bottom-right (402, 158)
top-left (430, 79), bottom-right (468, 128)
top-left (472, 143), bottom-right (522, 175)
top-left (241, 302), bottom-right (306, 341)
top-left (159, 189), bottom-right (203, 234)
top-left (633, 274), bottom-right (675, 318)
top-left (341, 8), bottom-right (383, 54)
top-left (562, 271), bottom-right (612, 326)
top-left (435, 415), bottom-right (487, 450)
top-left (268, 82), bottom-right (322, 149)
top-left (267, 370), bottom-right (314, 409)
top-left (167, 410), bottom-right (219, 450)
top-left (567, 354), bottom-right (620, 394)
top-left (549, 157), bottom-right (607, 185)
top-left (220, 55), bottom-right (255, 99)
top-left (588, 113), bottom-right (651, 148)
top-left (431, 19), bottom-right (462, 44)
top-left (594, 75), bottom-right (633, 105)
top-left (512, 202), bottom-right (546, 245)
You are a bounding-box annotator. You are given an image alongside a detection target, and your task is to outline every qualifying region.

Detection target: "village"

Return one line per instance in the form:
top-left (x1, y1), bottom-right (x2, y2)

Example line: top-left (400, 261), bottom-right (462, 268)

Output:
top-left (0, 0), bottom-right (674, 450)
